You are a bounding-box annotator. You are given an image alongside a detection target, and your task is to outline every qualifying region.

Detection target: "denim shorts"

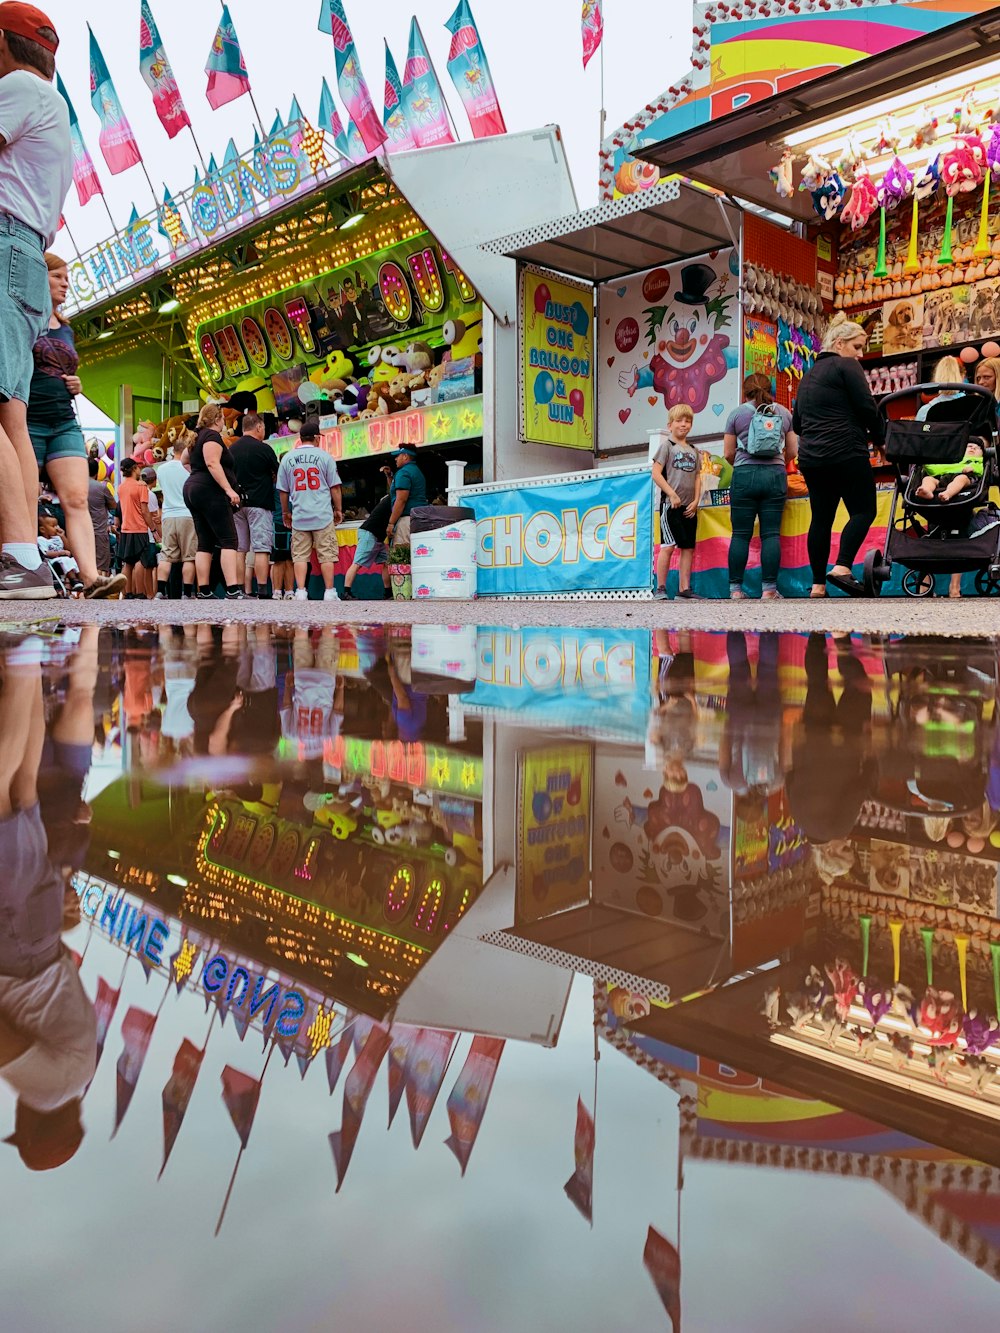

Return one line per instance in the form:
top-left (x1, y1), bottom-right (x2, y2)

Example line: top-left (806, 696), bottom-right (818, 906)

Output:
top-left (28, 420), bottom-right (87, 468)
top-left (234, 505), bottom-right (275, 553)
top-left (0, 217), bottom-right (50, 405)
top-left (354, 528), bottom-right (387, 567)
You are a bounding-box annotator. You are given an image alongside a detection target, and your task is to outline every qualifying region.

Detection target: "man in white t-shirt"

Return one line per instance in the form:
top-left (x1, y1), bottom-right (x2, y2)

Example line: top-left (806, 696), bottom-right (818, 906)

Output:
top-left (0, 5), bottom-right (73, 601)
top-left (155, 444), bottom-right (197, 598)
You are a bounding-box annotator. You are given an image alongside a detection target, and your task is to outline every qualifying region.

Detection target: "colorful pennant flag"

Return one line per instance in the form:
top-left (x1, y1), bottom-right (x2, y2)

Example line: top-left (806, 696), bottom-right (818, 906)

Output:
top-left (159, 1038), bottom-right (205, 1176)
top-left (139, 1), bottom-right (190, 138)
top-left (444, 1036), bottom-right (504, 1175)
top-left (563, 1096), bottom-right (595, 1223)
top-left (581, 0), bottom-right (604, 70)
top-left (387, 1027), bottom-right (418, 1126)
top-left (445, 2), bottom-right (506, 139)
top-left (205, 4), bottom-right (250, 111)
top-left (328, 1024), bottom-right (391, 1190)
top-left (643, 1227), bottom-right (681, 1333)
top-left (325, 1023), bottom-right (353, 1094)
top-left (325, 1), bottom-right (386, 154)
top-left (112, 1006), bottom-right (157, 1137)
top-left (403, 18), bottom-right (454, 148)
top-left (89, 26), bottom-right (143, 175)
top-left (220, 1064), bottom-right (262, 1148)
top-left (92, 975), bottom-right (122, 1073)
top-left (318, 77), bottom-right (349, 158)
top-left (383, 43), bottom-right (417, 153)
top-left (406, 1028), bottom-right (455, 1149)
top-left (344, 119), bottom-right (368, 164)
top-left (56, 75), bottom-right (103, 206)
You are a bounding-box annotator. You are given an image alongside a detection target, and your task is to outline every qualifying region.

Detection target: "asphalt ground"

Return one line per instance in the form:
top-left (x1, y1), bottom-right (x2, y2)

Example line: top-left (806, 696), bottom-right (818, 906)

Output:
top-left (0, 593), bottom-right (996, 635)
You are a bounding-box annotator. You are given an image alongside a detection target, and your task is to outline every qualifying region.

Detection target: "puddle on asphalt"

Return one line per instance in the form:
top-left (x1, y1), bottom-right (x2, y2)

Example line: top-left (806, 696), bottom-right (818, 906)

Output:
top-left (3, 622), bottom-right (1000, 1330)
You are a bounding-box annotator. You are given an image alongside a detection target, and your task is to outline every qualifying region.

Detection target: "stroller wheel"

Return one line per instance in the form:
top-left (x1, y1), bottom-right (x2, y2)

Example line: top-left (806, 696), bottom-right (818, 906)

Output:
top-left (901, 569), bottom-right (934, 598)
top-left (862, 549), bottom-right (889, 597)
top-left (974, 569), bottom-right (1000, 596)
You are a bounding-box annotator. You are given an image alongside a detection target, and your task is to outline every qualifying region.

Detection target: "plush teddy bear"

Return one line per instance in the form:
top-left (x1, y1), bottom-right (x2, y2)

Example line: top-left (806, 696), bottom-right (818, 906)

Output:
top-left (399, 341), bottom-right (434, 375)
top-left (386, 372), bottom-right (412, 412)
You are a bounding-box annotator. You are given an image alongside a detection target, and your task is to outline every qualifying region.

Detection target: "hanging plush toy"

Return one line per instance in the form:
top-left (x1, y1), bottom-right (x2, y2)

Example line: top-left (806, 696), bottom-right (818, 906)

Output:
top-left (915, 155), bottom-right (941, 201)
top-left (878, 155), bottom-right (914, 208)
top-left (841, 173), bottom-right (879, 230)
top-left (812, 170), bottom-right (845, 221)
top-left (769, 149), bottom-right (794, 198)
top-left (836, 133), bottom-right (864, 178)
top-left (951, 91), bottom-right (978, 136)
top-left (987, 123), bottom-right (1000, 177)
top-left (799, 153), bottom-right (832, 193)
top-left (912, 105), bottom-right (939, 150)
top-left (874, 117), bottom-right (900, 156)
top-left (942, 135), bottom-right (987, 194)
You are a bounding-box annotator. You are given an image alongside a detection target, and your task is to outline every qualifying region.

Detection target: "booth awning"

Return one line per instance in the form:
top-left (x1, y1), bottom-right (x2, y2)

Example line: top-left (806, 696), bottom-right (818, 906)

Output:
top-left (481, 179), bottom-right (740, 284)
top-left (635, 9), bottom-right (1000, 223)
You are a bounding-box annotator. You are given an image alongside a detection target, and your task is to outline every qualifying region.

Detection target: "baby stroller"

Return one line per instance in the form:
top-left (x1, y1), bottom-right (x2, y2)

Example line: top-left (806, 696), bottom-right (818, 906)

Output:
top-left (862, 382), bottom-right (1000, 597)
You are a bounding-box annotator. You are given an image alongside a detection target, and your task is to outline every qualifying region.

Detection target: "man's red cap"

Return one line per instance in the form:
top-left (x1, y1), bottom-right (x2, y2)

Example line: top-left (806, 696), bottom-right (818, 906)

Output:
top-left (0, 3), bottom-right (59, 55)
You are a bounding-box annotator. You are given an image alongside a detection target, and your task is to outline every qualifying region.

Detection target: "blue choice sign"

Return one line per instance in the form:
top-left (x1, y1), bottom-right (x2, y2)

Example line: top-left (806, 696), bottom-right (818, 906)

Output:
top-left (471, 471), bottom-right (652, 596)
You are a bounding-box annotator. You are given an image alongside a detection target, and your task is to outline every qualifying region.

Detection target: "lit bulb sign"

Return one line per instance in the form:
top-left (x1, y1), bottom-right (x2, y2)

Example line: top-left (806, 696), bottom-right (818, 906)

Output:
top-left (196, 233), bottom-right (479, 388)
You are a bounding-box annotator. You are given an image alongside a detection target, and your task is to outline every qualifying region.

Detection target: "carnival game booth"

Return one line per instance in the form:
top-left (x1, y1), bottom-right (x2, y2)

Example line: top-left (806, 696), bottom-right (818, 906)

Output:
top-left (70, 124), bottom-right (577, 596)
top-left (629, 7), bottom-right (1000, 597)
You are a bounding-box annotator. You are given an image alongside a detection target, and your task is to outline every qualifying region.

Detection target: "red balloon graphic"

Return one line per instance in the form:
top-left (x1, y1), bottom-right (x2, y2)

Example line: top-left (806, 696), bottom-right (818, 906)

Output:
top-left (534, 282), bottom-right (551, 315)
top-left (569, 388), bottom-right (585, 417)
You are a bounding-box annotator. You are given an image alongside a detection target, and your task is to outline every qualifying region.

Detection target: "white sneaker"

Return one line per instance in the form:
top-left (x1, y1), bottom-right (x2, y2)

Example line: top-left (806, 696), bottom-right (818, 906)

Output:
top-left (294, 588), bottom-right (308, 601)
top-left (323, 588), bottom-right (340, 601)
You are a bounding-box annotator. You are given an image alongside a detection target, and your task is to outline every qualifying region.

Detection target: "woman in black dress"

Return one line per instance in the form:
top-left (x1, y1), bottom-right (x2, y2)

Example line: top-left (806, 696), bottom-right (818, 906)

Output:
top-left (183, 403), bottom-right (242, 599)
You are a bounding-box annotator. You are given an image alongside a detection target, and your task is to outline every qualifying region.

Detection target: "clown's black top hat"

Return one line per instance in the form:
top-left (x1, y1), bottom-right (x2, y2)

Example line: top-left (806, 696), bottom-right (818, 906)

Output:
top-left (675, 262), bottom-right (717, 306)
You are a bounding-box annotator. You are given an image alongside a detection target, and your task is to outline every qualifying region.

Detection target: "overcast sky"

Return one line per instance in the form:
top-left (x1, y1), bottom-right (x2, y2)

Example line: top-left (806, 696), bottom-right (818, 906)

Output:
top-left (46, 0), bottom-right (691, 255)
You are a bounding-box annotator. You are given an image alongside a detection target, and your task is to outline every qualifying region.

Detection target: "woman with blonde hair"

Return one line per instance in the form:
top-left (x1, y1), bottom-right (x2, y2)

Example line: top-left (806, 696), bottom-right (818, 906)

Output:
top-left (182, 402), bottom-right (243, 598)
top-left (916, 354), bottom-right (966, 421)
top-left (974, 355), bottom-right (1000, 413)
top-left (792, 312), bottom-right (882, 596)
top-left (25, 254), bottom-right (125, 597)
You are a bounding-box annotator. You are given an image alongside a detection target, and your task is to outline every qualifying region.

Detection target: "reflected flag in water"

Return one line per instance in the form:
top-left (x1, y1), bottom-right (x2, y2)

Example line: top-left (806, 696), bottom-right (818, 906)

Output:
top-left (329, 1024), bottom-right (391, 1190)
top-left (406, 1028), bottom-right (456, 1149)
top-left (325, 1022), bottom-right (353, 1095)
top-left (112, 1007), bottom-right (157, 1138)
top-left (564, 1096), bottom-right (595, 1223)
top-left (445, 1036), bottom-right (504, 1175)
top-left (387, 1027), bottom-right (419, 1127)
top-left (220, 1065), bottom-right (263, 1148)
top-left (160, 1038), bottom-right (205, 1176)
top-left (643, 1227), bottom-right (681, 1333)
top-left (92, 975), bottom-right (122, 1072)
top-left (170, 939), bottom-right (198, 994)
top-left (445, 1), bottom-right (506, 139)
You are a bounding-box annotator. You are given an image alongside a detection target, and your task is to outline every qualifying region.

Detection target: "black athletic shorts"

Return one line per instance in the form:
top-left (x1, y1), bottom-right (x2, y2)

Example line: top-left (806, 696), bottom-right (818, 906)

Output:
top-left (661, 505), bottom-right (698, 551)
top-left (119, 532), bottom-right (157, 567)
top-left (184, 478), bottom-right (238, 553)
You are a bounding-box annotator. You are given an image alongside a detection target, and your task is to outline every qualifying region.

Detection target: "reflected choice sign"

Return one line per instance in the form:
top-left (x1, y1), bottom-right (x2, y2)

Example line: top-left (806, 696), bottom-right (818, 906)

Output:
top-left (477, 630), bottom-right (636, 688)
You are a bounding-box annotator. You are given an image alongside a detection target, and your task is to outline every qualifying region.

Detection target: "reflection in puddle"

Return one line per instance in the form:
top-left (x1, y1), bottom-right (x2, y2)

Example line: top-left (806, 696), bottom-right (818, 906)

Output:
top-left (3, 622), bottom-right (1000, 1327)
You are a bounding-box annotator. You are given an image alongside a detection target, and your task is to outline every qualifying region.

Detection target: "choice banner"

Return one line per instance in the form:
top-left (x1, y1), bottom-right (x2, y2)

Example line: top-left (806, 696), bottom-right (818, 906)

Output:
top-left (517, 743), bottom-right (592, 926)
top-left (467, 467), bottom-right (652, 596)
top-left (519, 267), bottom-right (594, 451)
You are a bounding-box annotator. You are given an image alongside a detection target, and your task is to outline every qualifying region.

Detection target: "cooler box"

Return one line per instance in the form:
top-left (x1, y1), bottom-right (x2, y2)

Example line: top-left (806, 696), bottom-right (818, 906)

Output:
top-left (410, 505), bottom-right (477, 600)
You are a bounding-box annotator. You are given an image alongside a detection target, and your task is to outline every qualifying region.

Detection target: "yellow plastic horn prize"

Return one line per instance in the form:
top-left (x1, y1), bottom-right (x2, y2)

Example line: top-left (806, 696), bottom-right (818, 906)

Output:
top-left (904, 195), bottom-right (921, 275)
top-left (956, 936), bottom-right (969, 1011)
top-left (889, 920), bottom-right (903, 984)
top-left (975, 175), bottom-right (991, 260)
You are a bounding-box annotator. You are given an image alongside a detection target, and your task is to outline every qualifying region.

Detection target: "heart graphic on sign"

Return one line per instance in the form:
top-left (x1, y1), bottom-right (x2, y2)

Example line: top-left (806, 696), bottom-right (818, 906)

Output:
top-left (619, 408), bottom-right (631, 424)
top-left (643, 352), bottom-right (649, 360)
top-left (709, 250), bottom-right (718, 259)
top-left (605, 318), bottom-right (610, 325)
top-left (617, 287), bottom-right (627, 297)
top-left (607, 356), bottom-right (615, 367)
top-left (647, 396), bottom-right (658, 407)
top-left (712, 403), bottom-right (724, 415)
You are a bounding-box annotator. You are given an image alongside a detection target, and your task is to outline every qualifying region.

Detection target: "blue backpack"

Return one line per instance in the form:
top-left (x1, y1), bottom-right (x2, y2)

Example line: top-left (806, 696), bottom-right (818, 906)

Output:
top-left (747, 403), bottom-right (785, 457)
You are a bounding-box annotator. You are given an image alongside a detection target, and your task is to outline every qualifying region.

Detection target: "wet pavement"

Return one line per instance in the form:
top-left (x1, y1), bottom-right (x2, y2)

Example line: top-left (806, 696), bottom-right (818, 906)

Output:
top-left (4, 620), bottom-right (1000, 1331)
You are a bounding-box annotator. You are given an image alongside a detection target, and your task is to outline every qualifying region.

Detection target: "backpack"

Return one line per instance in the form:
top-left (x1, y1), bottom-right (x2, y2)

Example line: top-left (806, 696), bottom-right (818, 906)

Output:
top-left (746, 403), bottom-right (785, 457)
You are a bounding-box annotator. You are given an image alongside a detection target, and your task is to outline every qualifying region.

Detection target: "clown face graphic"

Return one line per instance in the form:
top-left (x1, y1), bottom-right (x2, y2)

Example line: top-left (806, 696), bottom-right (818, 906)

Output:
top-left (618, 262), bottom-right (733, 415)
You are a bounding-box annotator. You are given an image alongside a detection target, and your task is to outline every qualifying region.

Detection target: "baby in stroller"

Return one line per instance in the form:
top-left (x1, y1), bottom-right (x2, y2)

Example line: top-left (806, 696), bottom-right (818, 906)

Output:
top-left (37, 513), bottom-right (84, 595)
top-left (914, 440), bottom-right (985, 504)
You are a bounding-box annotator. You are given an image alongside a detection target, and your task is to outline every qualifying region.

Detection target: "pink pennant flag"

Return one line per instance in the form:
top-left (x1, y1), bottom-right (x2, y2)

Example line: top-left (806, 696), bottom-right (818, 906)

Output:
top-left (326, 1023), bottom-right (354, 1094)
top-left (328, 1024), bottom-right (391, 1190)
top-left (205, 5), bottom-right (251, 111)
top-left (326, 1), bottom-right (387, 154)
top-left (406, 1028), bottom-right (455, 1149)
top-left (563, 1096), bottom-right (595, 1223)
top-left (445, 1), bottom-right (506, 139)
top-left (160, 1038), bottom-right (206, 1177)
top-left (112, 1006), bottom-right (157, 1137)
top-left (444, 1036), bottom-right (504, 1175)
top-left (387, 1028), bottom-right (418, 1127)
top-left (403, 18), bottom-right (454, 149)
top-left (581, 1), bottom-right (604, 71)
top-left (644, 1227), bottom-right (681, 1333)
top-left (220, 1064), bottom-right (263, 1148)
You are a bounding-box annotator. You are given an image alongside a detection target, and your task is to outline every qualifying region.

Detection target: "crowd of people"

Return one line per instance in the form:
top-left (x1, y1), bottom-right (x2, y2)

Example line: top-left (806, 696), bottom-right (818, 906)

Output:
top-left (652, 311), bottom-right (1000, 600)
